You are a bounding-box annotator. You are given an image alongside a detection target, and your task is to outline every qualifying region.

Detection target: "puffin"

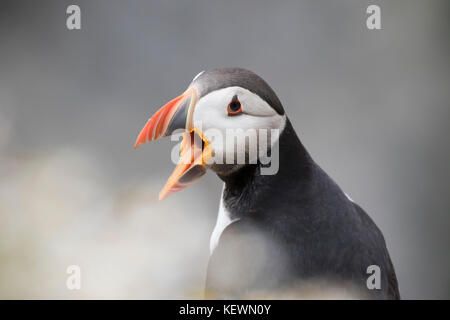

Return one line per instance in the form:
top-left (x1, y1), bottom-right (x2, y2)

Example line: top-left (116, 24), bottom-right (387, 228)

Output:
top-left (134, 68), bottom-right (400, 299)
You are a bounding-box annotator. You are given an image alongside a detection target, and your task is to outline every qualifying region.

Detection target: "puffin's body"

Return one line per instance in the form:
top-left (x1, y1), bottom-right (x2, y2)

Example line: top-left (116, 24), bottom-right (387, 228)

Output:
top-left (135, 68), bottom-right (400, 299)
top-left (206, 119), bottom-right (399, 299)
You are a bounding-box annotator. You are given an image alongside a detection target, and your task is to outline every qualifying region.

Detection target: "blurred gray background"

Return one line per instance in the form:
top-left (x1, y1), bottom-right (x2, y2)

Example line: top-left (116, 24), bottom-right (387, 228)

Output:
top-left (0, 0), bottom-right (449, 299)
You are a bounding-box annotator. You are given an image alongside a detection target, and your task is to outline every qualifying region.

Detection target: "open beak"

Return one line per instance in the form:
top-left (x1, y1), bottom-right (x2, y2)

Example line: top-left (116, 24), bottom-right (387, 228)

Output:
top-left (134, 87), bottom-right (212, 200)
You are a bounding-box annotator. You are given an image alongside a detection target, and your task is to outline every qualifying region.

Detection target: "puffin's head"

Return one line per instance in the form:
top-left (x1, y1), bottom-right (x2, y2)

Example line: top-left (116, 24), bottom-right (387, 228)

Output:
top-left (135, 68), bottom-right (286, 200)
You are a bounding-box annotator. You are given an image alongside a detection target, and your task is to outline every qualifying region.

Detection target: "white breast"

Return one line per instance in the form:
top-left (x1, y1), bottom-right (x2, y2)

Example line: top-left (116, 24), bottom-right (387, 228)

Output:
top-left (209, 184), bottom-right (239, 254)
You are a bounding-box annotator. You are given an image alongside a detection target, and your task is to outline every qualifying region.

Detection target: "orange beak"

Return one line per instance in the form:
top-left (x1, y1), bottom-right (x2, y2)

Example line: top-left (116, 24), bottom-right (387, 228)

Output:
top-left (134, 87), bottom-right (197, 149)
top-left (134, 87), bottom-right (212, 200)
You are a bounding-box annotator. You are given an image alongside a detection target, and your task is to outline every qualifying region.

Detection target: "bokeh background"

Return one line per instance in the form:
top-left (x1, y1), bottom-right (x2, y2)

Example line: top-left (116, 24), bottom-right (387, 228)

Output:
top-left (0, 0), bottom-right (449, 299)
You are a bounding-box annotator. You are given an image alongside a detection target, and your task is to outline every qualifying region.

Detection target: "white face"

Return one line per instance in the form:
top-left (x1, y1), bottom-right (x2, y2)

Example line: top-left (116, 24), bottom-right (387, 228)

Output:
top-left (192, 86), bottom-right (286, 165)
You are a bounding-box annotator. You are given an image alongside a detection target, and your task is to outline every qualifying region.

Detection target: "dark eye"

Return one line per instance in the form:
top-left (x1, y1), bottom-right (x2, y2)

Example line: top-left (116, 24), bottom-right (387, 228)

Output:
top-left (227, 95), bottom-right (242, 116)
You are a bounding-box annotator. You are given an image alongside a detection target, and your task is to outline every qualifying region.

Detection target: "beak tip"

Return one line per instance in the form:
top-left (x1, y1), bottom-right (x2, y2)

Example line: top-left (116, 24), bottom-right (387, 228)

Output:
top-left (158, 192), bottom-right (167, 201)
top-left (134, 132), bottom-right (148, 149)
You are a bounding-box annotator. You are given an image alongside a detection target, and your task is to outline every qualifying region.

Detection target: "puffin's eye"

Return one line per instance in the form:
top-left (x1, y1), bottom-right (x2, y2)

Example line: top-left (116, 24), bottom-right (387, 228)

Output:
top-left (227, 95), bottom-right (242, 116)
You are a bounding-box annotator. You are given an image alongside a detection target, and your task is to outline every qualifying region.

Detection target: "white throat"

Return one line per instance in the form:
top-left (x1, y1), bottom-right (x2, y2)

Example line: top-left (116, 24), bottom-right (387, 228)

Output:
top-left (209, 184), bottom-right (240, 254)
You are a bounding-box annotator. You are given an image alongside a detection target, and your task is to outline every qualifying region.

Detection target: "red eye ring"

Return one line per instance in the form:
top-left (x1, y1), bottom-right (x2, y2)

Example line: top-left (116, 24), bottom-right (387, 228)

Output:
top-left (227, 95), bottom-right (242, 116)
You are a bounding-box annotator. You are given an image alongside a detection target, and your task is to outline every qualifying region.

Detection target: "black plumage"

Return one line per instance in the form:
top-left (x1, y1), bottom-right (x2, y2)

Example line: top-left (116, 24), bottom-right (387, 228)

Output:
top-left (205, 117), bottom-right (400, 299)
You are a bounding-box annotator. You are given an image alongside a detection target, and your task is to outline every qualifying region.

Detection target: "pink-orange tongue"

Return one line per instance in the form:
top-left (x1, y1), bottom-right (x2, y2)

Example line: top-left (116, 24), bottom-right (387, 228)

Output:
top-left (159, 130), bottom-right (212, 200)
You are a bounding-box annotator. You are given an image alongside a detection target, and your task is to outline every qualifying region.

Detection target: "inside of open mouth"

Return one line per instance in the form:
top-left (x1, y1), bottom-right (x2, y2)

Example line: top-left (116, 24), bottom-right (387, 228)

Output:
top-left (158, 128), bottom-right (212, 200)
top-left (180, 128), bottom-right (211, 165)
